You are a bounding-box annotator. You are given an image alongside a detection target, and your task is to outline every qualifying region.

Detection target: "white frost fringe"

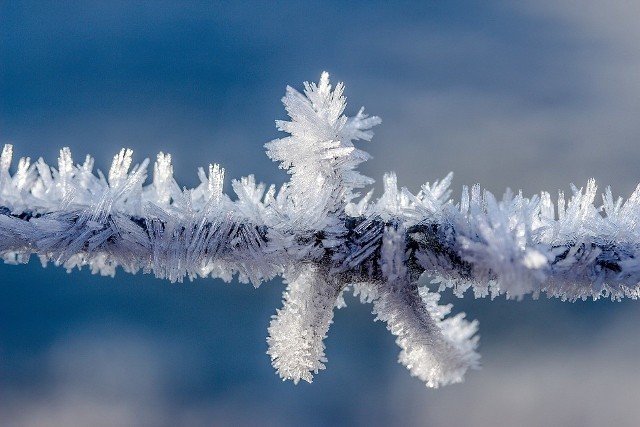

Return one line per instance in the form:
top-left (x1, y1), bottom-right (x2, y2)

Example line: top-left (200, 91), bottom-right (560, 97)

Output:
top-left (2, 72), bottom-right (639, 387)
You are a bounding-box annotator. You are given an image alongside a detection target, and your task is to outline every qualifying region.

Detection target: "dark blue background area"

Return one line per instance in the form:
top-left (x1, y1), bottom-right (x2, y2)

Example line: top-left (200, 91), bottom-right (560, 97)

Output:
top-left (2, 1), bottom-right (640, 426)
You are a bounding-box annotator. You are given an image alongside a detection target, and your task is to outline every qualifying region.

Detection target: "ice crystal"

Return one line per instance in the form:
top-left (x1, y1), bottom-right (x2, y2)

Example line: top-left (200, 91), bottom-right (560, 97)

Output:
top-left (2, 72), bottom-right (639, 387)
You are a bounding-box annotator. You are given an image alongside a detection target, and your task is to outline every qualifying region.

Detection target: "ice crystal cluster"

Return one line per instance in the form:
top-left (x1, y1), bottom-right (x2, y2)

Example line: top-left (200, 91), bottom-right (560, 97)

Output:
top-left (2, 73), bottom-right (640, 388)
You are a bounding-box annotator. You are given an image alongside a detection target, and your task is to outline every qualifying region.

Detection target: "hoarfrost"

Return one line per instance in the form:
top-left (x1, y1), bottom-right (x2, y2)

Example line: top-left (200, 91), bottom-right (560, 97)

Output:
top-left (1, 73), bottom-right (639, 387)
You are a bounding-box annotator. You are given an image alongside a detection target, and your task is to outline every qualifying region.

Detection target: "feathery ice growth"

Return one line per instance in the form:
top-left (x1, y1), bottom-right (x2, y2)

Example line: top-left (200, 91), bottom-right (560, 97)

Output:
top-left (1, 73), bottom-right (640, 388)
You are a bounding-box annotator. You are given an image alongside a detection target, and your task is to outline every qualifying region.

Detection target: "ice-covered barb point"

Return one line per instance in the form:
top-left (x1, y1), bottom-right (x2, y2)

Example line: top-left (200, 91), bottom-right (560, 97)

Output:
top-left (264, 71), bottom-right (380, 230)
top-left (3, 73), bottom-right (640, 389)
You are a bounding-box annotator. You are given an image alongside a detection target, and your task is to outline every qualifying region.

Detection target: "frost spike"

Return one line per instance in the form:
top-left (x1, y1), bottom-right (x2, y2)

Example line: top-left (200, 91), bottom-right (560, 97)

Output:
top-left (0, 144), bottom-right (13, 191)
top-left (151, 152), bottom-right (174, 205)
top-left (108, 148), bottom-right (134, 188)
top-left (208, 163), bottom-right (224, 202)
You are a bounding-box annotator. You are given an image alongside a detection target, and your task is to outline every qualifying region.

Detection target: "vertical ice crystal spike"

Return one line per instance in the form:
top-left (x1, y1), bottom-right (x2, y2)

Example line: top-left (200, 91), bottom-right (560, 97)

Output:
top-left (0, 144), bottom-right (13, 191)
top-left (208, 163), bottom-right (224, 202)
top-left (0, 144), bottom-right (12, 170)
top-left (108, 148), bottom-right (134, 188)
top-left (58, 147), bottom-right (74, 200)
top-left (152, 152), bottom-right (174, 205)
top-left (0, 145), bottom-right (14, 210)
top-left (14, 157), bottom-right (34, 192)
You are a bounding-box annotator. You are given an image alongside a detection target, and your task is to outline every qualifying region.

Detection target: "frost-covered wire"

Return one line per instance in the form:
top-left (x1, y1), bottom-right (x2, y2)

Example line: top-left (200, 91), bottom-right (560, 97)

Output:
top-left (1, 73), bottom-right (639, 388)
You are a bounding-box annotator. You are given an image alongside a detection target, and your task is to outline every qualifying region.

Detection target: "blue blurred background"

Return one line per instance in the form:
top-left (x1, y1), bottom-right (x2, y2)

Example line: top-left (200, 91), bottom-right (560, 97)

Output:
top-left (2, 1), bottom-right (640, 426)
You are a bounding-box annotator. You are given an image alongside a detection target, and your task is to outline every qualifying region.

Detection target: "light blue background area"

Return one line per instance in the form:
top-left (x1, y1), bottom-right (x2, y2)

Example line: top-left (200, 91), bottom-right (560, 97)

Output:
top-left (2, 2), bottom-right (640, 426)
